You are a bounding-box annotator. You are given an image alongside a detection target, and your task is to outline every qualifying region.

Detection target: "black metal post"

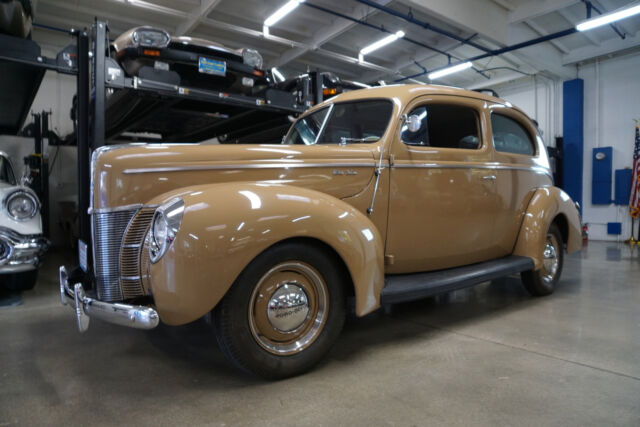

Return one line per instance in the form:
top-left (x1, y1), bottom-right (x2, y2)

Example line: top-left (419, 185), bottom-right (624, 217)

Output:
top-left (76, 29), bottom-right (91, 268)
top-left (311, 71), bottom-right (322, 106)
top-left (40, 111), bottom-right (50, 238)
top-left (92, 20), bottom-right (106, 150)
top-left (32, 113), bottom-right (41, 155)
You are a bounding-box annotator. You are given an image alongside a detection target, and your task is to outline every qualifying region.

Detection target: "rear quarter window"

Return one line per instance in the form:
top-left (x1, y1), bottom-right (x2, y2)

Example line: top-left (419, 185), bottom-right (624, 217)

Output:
top-left (491, 113), bottom-right (536, 156)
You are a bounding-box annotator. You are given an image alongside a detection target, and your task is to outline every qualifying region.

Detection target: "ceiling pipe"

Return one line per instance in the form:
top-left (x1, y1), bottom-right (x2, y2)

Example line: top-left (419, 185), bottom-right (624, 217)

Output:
top-left (301, 2), bottom-right (489, 81)
top-left (353, 0), bottom-right (492, 53)
top-left (302, 2), bottom-right (453, 58)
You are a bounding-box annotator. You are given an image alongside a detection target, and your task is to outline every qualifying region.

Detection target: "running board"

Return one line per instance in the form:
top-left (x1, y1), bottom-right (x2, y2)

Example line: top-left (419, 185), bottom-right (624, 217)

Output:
top-left (381, 256), bottom-right (534, 305)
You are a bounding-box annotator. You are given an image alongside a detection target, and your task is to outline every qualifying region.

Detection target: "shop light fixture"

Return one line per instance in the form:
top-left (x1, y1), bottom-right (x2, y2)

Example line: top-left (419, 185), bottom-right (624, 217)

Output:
top-left (358, 31), bottom-right (405, 62)
top-left (428, 61), bottom-right (473, 80)
top-left (263, 0), bottom-right (305, 36)
top-left (272, 67), bottom-right (286, 82)
top-left (576, 3), bottom-right (640, 31)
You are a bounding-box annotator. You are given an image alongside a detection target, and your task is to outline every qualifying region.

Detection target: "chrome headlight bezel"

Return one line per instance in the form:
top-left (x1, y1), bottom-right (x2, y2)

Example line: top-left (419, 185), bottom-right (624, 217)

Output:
top-left (148, 197), bottom-right (185, 264)
top-left (4, 190), bottom-right (39, 222)
top-left (242, 48), bottom-right (263, 70)
top-left (132, 27), bottom-right (171, 49)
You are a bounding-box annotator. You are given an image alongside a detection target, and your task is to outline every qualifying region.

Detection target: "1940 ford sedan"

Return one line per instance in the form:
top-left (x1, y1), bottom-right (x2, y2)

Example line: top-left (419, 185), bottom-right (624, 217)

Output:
top-left (60, 85), bottom-right (581, 378)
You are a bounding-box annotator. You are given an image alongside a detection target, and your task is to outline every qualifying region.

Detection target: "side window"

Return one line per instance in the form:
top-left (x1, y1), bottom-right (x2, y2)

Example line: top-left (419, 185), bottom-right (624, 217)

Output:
top-left (401, 104), bottom-right (480, 149)
top-left (284, 107), bottom-right (329, 145)
top-left (317, 100), bottom-right (393, 143)
top-left (491, 113), bottom-right (535, 156)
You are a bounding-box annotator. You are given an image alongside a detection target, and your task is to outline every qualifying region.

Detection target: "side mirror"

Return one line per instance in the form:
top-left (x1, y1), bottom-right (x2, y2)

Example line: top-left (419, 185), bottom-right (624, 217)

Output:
top-left (405, 114), bottom-right (422, 133)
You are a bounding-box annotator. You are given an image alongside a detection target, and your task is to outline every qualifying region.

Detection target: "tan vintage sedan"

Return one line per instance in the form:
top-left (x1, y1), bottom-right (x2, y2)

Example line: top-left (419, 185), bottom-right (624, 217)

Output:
top-left (60, 84), bottom-right (581, 378)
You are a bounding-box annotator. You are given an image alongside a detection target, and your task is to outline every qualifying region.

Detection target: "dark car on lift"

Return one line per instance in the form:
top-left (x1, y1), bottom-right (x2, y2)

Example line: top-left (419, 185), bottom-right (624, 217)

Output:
top-left (111, 26), bottom-right (269, 95)
top-left (0, 0), bottom-right (33, 38)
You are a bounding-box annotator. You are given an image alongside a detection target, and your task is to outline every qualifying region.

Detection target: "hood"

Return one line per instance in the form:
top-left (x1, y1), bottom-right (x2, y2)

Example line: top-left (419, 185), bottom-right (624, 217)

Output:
top-left (92, 143), bottom-right (377, 210)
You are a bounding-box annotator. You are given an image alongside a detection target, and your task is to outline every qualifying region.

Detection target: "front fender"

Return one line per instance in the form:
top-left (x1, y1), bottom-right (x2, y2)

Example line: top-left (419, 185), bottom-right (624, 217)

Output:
top-left (513, 186), bottom-right (581, 269)
top-left (147, 183), bottom-right (384, 325)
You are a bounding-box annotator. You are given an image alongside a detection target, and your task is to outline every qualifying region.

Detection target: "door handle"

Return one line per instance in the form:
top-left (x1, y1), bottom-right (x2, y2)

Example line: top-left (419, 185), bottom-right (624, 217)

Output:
top-left (482, 175), bottom-right (497, 181)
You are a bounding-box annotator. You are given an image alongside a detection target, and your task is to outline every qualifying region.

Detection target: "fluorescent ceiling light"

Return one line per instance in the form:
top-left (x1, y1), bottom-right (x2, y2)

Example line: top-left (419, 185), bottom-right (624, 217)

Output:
top-left (576, 3), bottom-right (640, 31)
top-left (264, 0), bottom-right (304, 28)
top-left (272, 67), bottom-right (285, 82)
top-left (359, 31), bottom-right (405, 62)
top-left (428, 61), bottom-right (473, 80)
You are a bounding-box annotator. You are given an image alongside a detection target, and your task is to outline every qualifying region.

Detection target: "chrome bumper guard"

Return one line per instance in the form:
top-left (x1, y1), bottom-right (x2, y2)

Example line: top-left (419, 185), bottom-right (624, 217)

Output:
top-left (59, 266), bottom-right (160, 332)
top-left (0, 228), bottom-right (49, 273)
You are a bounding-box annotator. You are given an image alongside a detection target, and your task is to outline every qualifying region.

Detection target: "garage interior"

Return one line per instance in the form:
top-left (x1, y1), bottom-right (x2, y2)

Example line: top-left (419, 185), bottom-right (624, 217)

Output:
top-left (1, 0), bottom-right (640, 425)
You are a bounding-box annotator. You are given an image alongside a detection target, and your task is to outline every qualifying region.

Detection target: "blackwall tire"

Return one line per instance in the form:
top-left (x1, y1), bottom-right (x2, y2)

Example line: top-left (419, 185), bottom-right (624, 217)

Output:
top-left (521, 223), bottom-right (564, 296)
top-left (214, 241), bottom-right (346, 379)
top-left (2, 270), bottom-right (38, 292)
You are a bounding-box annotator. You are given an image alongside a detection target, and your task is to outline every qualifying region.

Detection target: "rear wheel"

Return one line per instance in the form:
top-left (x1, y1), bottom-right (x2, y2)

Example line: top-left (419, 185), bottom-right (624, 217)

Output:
top-left (521, 223), bottom-right (564, 296)
top-left (214, 242), bottom-right (346, 379)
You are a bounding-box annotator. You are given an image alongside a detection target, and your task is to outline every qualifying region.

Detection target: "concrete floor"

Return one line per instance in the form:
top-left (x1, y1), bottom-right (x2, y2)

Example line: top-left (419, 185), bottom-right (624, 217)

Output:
top-left (1, 241), bottom-right (639, 426)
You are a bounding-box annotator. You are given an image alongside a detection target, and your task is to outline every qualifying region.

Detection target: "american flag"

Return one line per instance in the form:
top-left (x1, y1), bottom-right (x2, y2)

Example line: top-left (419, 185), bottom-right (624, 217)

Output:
top-left (630, 123), bottom-right (640, 218)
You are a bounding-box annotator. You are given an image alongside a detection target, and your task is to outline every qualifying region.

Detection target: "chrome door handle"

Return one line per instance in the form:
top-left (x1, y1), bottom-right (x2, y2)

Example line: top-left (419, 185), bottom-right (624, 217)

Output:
top-left (482, 175), bottom-right (497, 181)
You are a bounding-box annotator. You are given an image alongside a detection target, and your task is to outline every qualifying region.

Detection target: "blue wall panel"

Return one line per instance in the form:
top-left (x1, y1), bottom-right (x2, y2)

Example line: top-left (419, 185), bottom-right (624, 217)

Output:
top-left (614, 169), bottom-right (632, 205)
top-left (592, 147), bottom-right (613, 204)
top-left (607, 222), bottom-right (622, 235)
top-left (562, 79), bottom-right (584, 212)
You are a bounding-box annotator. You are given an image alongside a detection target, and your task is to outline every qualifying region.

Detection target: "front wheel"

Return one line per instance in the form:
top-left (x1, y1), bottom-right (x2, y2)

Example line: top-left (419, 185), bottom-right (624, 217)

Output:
top-left (1, 269), bottom-right (38, 292)
top-left (521, 223), bottom-right (564, 296)
top-left (214, 242), bottom-right (346, 379)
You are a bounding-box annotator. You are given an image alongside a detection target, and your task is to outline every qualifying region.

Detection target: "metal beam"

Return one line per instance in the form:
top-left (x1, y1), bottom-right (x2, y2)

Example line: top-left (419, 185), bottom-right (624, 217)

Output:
top-left (525, 20), bottom-right (570, 54)
top-left (563, 32), bottom-right (640, 64)
top-left (270, 0), bottom-right (392, 68)
top-left (509, 0), bottom-right (580, 23)
top-left (175, 0), bottom-right (222, 36)
top-left (396, 0), bottom-right (509, 45)
top-left (556, 8), bottom-right (600, 46)
top-left (467, 71), bottom-right (531, 89)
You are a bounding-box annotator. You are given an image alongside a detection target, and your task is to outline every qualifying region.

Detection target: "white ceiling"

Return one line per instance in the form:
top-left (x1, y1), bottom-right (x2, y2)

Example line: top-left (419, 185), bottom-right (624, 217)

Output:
top-left (32, 0), bottom-right (640, 88)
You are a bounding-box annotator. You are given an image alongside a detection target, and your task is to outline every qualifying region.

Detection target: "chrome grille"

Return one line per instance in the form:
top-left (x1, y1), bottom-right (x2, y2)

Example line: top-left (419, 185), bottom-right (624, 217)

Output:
top-left (120, 208), bottom-right (155, 299)
top-left (93, 207), bottom-right (155, 302)
top-left (93, 209), bottom-right (137, 301)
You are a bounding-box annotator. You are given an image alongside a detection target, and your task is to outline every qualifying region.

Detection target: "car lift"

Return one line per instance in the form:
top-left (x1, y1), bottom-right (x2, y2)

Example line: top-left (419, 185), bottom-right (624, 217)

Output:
top-left (1, 19), bottom-right (323, 281)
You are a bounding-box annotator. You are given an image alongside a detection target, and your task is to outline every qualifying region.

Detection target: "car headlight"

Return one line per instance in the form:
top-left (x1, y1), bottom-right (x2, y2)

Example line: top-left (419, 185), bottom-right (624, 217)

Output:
top-left (5, 190), bottom-right (38, 221)
top-left (148, 197), bottom-right (185, 263)
top-left (132, 27), bottom-right (171, 49)
top-left (242, 48), bottom-right (263, 69)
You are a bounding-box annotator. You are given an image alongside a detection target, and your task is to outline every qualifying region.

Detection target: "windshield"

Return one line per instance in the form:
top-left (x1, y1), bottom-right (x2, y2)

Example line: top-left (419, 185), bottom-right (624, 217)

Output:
top-left (284, 100), bottom-right (393, 145)
top-left (0, 156), bottom-right (15, 185)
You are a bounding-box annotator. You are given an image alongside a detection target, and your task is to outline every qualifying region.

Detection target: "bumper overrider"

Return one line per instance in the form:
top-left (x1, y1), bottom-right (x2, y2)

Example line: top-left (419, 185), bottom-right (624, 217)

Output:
top-left (0, 227), bottom-right (49, 273)
top-left (59, 266), bottom-right (159, 332)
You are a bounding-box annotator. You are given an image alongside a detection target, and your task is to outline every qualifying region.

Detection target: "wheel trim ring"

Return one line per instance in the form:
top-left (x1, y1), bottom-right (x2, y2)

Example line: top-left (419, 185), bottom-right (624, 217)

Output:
top-left (248, 261), bottom-right (328, 356)
top-left (541, 233), bottom-right (560, 284)
top-left (252, 270), bottom-right (318, 342)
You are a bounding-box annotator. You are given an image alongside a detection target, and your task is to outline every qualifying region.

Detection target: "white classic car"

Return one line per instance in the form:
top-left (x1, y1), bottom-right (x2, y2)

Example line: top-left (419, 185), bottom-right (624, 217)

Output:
top-left (0, 151), bottom-right (48, 291)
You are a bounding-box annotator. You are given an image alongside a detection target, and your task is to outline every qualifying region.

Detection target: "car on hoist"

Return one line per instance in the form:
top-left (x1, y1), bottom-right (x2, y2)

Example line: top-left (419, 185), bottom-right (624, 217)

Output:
top-left (60, 84), bottom-right (581, 379)
top-left (111, 26), bottom-right (268, 95)
top-left (0, 151), bottom-right (48, 291)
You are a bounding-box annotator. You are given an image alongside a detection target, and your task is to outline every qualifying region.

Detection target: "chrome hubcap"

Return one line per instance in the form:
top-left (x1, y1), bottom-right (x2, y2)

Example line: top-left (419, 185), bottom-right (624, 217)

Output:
top-left (541, 234), bottom-right (559, 284)
top-left (267, 283), bottom-right (310, 332)
top-left (248, 262), bottom-right (328, 355)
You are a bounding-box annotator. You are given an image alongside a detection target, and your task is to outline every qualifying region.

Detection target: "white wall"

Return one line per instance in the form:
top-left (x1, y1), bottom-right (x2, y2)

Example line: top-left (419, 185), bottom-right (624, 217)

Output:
top-left (496, 50), bottom-right (640, 241)
top-left (579, 51), bottom-right (640, 241)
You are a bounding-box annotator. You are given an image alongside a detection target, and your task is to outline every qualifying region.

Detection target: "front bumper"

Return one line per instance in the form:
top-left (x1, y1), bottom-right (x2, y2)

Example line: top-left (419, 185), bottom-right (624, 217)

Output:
top-left (59, 266), bottom-right (160, 332)
top-left (0, 228), bottom-right (49, 273)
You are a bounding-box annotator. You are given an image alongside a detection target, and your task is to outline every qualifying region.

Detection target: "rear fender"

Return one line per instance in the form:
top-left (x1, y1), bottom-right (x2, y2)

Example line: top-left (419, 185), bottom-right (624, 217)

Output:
top-left (146, 182), bottom-right (384, 325)
top-left (513, 186), bottom-right (581, 269)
